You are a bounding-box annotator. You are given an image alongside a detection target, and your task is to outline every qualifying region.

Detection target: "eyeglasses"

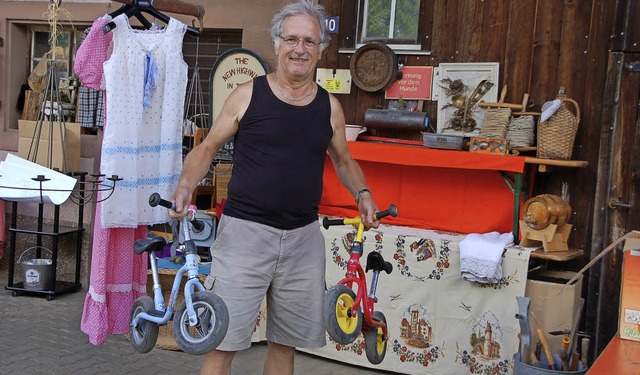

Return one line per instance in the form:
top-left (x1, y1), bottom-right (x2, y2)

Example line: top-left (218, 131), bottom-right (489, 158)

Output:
top-left (279, 35), bottom-right (320, 49)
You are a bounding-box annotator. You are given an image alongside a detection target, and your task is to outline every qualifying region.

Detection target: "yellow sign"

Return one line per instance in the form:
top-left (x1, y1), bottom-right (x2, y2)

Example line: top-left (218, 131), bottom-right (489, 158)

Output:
top-left (323, 78), bottom-right (343, 91)
top-left (316, 68), bottom-right (351, 94)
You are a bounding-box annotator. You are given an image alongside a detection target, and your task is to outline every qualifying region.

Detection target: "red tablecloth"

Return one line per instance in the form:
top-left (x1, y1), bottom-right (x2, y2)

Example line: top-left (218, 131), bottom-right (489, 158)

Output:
top-left (319, 142), bottom-right (526, 234)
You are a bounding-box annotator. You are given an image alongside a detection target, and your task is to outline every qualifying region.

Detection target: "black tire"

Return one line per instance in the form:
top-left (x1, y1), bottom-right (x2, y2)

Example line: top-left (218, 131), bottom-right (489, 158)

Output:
top-left (129, 296), bottom-right (159, 354)
top-left (364, 311), bottom-right (388, 364)
top-left (323, 284), bottom-right (362, 344)
top-left (173, 291), bottom-right (229, 355)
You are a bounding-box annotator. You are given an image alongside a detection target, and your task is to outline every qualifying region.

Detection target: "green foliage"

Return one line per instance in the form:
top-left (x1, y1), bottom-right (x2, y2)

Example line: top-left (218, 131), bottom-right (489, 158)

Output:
top-left (364, 0), bottom-right (419, 42)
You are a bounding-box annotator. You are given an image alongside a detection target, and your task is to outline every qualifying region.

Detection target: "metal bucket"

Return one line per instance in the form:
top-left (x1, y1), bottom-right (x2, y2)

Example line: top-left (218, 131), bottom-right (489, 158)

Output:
top-left (514, 353), bottom-right (587, 375)
top-left (18, 247), bottom-right (53, 291)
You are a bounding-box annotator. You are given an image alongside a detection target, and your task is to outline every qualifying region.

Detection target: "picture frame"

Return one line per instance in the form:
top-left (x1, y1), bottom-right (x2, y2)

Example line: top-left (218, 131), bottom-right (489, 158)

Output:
top-left (435, 62), bottom-right (500, 136)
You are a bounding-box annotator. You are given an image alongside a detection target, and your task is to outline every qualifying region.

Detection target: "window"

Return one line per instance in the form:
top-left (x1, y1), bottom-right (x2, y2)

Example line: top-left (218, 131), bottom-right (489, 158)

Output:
top-left (30, 26), bottom-right (85, 81)
top-left (358, 0), bottom-right (421, 51)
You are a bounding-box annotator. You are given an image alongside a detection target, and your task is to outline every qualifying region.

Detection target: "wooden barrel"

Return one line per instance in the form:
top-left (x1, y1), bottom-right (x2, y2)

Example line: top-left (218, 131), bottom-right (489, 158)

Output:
top-left (523, 194), bottom-right (571, 230)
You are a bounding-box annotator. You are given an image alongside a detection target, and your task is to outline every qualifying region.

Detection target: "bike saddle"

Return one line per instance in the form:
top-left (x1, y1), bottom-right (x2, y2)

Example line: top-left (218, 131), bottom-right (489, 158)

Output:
top-left (133, 235), bottom-right (166, 255)
top-left (366, 251), bottom-right (393, 274)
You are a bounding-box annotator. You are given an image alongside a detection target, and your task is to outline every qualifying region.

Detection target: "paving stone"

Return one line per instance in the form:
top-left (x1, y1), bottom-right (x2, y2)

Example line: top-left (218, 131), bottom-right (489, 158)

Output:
top-left (0, 267), bottom-right (397, 374)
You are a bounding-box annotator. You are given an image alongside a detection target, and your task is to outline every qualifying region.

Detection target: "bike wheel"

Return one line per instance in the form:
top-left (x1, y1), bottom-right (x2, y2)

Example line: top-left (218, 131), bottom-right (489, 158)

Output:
top-left (323, 284), bottom-right (362, 344)
top-left (129, 296), bottom-right (159, 354)
top-left (173, 291), bottom-right (229, 355)
top-left (364, 311), bottom-right (388, 364)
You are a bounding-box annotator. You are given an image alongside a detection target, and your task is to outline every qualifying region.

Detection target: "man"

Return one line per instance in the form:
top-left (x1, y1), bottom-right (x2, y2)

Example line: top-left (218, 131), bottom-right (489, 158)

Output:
top-left (170, 1), bottom-right (380, 374)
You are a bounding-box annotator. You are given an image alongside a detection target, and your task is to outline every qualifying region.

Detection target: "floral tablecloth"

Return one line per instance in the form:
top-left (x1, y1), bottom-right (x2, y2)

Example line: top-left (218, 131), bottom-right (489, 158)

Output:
top-left (300, 222), bottom-right (531, 375)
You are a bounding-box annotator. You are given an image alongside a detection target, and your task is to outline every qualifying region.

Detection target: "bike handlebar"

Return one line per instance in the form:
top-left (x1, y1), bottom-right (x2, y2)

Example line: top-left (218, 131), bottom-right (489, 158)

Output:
top-left (148, 193), bottom-right (205, 233)
top-left (322, 204), bottom-right (398, 229)
top-left (149, 192), bottom-right (173, 209)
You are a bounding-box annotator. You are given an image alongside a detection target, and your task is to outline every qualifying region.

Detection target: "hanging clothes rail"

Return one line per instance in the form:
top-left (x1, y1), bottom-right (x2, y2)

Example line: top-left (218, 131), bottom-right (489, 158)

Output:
top-left (105, 0), bottom-right (205, 37)
top-left (111, 0), bottom-right (205, 20)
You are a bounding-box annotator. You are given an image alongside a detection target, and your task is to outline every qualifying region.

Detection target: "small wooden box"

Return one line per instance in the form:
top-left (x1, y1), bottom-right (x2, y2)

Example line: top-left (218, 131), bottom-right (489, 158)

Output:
top-left (469, 137), bottom-right (509, 155)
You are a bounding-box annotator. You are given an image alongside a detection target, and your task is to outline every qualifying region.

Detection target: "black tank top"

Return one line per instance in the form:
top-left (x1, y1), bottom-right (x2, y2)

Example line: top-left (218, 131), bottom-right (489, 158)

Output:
top-left (222, 75), bottom-right (333, 229)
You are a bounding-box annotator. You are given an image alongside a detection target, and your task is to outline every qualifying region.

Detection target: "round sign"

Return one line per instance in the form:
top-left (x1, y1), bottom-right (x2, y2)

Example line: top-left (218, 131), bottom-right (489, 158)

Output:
top-left (208, 48), bottom-right (269, 123)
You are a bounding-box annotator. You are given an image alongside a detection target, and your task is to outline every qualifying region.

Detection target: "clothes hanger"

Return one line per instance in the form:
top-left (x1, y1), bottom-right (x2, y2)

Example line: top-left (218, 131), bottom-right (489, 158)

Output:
top-left (103, 0), bottom-right (200, 37)
top-left (106, 3), bottom-right (153, 30)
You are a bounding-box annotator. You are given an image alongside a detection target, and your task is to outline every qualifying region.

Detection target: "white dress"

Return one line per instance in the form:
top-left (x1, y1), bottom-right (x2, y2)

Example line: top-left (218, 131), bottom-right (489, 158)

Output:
top-left (100, 14), bottom-right (188, 228)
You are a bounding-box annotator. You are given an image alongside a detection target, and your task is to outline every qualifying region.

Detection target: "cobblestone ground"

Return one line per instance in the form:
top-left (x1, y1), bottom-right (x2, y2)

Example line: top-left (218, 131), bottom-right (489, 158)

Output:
top-left (0, 267), bottom-right (396, 375)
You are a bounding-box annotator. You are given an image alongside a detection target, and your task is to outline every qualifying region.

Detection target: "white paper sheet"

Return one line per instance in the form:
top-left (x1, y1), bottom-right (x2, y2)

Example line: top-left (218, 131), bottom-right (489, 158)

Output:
top-left (0, 154), bottom-right (77, 205)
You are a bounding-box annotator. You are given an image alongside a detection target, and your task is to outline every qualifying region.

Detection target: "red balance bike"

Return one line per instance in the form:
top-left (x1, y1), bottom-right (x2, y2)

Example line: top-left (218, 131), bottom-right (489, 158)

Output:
top-left (322, 204), bottom-right (398, 364)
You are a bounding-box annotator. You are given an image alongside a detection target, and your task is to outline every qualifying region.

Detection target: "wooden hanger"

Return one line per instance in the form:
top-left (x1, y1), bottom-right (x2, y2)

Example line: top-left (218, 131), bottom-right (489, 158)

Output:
top-left (104, 0), bottom-right (204, 37)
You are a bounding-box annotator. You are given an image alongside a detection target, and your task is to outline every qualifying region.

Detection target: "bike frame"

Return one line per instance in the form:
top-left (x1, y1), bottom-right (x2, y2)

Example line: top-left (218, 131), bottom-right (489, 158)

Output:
top-left (335, 217), bottom-right (387, 336)
top-left (131, 216), bottom-right (205, 328)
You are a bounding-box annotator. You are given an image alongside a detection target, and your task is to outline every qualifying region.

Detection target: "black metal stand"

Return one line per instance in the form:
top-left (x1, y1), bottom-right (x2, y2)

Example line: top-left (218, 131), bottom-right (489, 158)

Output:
top-left (4, 172), bottom-right (87, 300)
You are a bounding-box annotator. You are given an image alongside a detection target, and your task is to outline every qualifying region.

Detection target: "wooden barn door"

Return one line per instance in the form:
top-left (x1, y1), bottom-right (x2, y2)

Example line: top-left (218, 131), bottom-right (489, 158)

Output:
top-left (588, 51), bottom-right (640, 354)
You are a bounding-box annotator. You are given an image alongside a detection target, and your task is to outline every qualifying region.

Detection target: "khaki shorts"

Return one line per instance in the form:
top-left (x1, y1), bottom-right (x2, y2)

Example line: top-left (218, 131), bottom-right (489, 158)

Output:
top-left (209, 215), bottom-right (327, 351)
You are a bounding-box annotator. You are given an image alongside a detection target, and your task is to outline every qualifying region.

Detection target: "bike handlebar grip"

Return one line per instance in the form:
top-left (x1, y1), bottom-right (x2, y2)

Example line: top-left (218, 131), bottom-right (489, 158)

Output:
top-left (190, 218), bottom-right (205, 232)
top-left (322, 217), bottom-right (345, 229)
top-left (149, 192), bottom-right (175, 210)
top-left (375, 204), bottom-right (399, 220)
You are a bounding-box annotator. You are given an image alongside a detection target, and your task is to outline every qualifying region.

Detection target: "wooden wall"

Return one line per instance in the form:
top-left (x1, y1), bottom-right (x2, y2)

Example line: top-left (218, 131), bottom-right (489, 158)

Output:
top-left (319, 0), bottom-right (637, 355)
top-left (320, 0), bottom-right (619, 252)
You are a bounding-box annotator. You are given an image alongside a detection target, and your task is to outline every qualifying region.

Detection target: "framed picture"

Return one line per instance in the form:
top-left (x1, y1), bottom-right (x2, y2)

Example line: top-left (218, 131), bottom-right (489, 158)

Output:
top-left (435, 63), bottom-right (500, 136)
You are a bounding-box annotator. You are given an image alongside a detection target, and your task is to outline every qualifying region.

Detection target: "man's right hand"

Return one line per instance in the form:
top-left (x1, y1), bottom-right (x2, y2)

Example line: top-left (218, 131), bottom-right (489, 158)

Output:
top-left (169, 186), bottom-right (193, 219)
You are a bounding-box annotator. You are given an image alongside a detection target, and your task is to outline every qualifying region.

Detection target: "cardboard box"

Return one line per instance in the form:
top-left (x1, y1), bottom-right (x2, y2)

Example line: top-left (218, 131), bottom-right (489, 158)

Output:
top-left (525, 270), bottom-right (583, 354)
top-left (18, 120), bottom-right (81, 172)
top-left (624, 231), bottom-right (640, 256)
top-left (619, 231), bottom-right (640, 341)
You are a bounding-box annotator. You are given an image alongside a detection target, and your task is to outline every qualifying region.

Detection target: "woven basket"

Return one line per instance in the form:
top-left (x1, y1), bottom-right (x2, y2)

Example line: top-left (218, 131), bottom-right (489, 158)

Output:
top-left (146, 268), bottom-right (206, 351)
top-left (479, 107), bottom-right (511, 139)
top-left (536, 97), bottom-right (580, 160)
top-left (506, 115), bottom-right (535, 147)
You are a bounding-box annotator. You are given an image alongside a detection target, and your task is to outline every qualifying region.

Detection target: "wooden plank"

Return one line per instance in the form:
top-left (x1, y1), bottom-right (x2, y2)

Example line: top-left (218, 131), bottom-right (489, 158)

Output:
top-left (611, 0), bottom-right (640, 53)
top-left (579, 1), bottom-right (619, 354)
top-left (417, 0), bottom-right (435, 52)
top-left (524, 157), bottom-right (588, 168)
top-left (320, 0), bottom-right (343, 67)
top-left (586, 51), bottom-right (621, 355)
top-left (599, 52), bottom-right (640, 351)
top-left (336, 52), bottom-right (360, 125)
top-left (21, 90), bottom-right (43, 121)
top-left (576, 0), bottom-right (617, 264)
top-left (529, 0), bottom-right (564, 108)
top-left (529, 248), bottom-right (583, 261)
top-left (555, 0), bottom-right (591, 113)
top-left (503, 1), bottom-right (537, 107)
top-left (478, 0), bottom-right (509, 72)
top-left (431, 0), bottom-right (460, 62)
top-left (455, 0), bottom-right (485, 62)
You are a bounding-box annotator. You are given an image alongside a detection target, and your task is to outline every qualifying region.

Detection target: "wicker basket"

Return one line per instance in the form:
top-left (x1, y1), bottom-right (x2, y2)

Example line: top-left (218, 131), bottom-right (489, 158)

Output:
top-left (146, 268), bottom-right (206, 351)
top-left (479, 107), bottom-right (511, 139)
top-left (536, 97), bottom-right (580, 160)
